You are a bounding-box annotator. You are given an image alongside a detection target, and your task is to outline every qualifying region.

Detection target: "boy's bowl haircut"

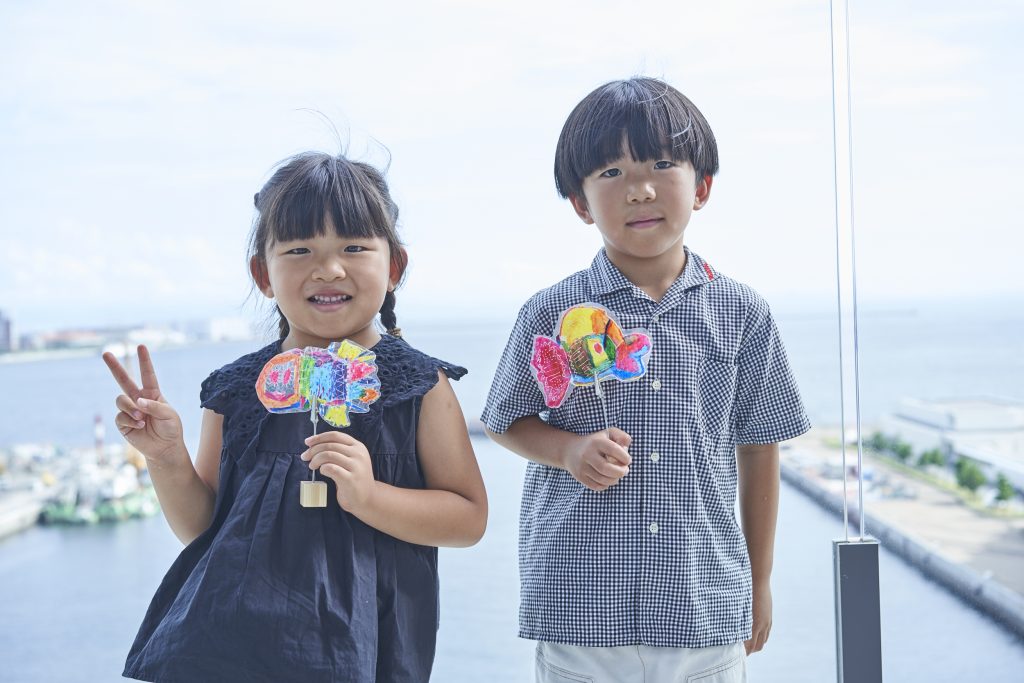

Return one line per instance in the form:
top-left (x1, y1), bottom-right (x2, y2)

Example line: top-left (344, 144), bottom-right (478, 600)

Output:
top-left (554, 77), bottom-right (720, 200)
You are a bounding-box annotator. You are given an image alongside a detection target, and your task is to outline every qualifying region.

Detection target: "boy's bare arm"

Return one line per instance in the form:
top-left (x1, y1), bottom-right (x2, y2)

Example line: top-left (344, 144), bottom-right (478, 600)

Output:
top-left (738, 442), bottom-right (780, 654)
top-left (486, 416), bottom-right (632, 492)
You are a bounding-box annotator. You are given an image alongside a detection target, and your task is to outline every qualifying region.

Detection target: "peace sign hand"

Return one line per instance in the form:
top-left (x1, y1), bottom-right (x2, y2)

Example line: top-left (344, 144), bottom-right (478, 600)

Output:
top-left (102, 344), bottom-right (184, 464)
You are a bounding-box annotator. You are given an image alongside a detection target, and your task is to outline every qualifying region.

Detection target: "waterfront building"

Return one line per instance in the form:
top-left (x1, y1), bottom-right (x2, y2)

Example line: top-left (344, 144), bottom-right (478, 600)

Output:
top-left (880, 397), bottom-right (1024, 490)
top-left (0, 309), bottom-right (11, 353)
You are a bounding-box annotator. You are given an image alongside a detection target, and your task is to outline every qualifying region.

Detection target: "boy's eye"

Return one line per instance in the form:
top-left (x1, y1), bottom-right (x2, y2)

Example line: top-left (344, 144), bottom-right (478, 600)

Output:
top-left (654, 160), bottom-right (675, 169)
top-left (285, 247), bottom-right (310, 255)
top-left (599, 168), bottom-right (622, 178)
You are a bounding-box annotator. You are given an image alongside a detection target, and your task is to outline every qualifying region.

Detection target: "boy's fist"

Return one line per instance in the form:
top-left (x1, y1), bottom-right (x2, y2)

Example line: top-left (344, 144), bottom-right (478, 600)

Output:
top-left (565, 428), bottom-right (632, 491)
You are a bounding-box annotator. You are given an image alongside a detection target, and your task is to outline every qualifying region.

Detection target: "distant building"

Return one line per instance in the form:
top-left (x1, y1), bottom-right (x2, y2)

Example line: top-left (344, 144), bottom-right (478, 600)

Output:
top-left (0, 310), bottom-right (10, 353)
top-left (181, 316), bottom-right (256, 342)
top-left (881, 398), bottom-right (1024, 491)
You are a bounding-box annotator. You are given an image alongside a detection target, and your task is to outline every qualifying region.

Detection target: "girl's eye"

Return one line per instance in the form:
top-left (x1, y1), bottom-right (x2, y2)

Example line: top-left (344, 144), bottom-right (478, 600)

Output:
top-left (285, 247), bottom-right (310, 255)
top-left (599, 168), bottom-right (622, 178)
top-left (344, 245), bottom-right (366, 253)
top-left (654, 160), bottom-right (675, 169)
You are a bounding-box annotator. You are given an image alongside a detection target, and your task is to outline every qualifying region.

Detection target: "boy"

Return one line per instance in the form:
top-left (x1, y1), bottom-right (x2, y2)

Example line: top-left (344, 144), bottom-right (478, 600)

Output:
top-left (482, 77), bottom-right (810, 681)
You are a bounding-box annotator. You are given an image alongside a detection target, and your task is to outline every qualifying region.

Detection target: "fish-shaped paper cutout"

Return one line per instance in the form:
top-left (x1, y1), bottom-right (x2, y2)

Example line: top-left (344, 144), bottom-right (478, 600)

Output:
top-left (530, 303), bottom-right (652, 409)
top-left (256, 339), bottom-right (381, 427)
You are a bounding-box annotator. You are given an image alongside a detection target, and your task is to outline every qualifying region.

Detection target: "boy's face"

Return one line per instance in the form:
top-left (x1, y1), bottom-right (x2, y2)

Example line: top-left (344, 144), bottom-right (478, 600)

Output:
top-left (570, 153), bottom-right (711, 264)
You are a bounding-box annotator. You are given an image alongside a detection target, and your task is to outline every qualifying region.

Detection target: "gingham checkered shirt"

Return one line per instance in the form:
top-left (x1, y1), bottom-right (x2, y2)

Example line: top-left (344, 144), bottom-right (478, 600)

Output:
top-left (482, 248), bottom-right (810, 647)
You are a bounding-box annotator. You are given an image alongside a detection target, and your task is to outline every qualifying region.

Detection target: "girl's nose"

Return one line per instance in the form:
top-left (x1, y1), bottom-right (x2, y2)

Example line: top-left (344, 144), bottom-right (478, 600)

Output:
top-left (313, 257), bottom-right (347, 280)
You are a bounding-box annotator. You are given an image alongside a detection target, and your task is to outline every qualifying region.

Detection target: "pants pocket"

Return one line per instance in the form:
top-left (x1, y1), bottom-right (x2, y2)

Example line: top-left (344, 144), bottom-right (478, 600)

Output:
top-left (685, 652), bottom-right (745, 682)
top-left (536, 648), bottom-right (595, 683)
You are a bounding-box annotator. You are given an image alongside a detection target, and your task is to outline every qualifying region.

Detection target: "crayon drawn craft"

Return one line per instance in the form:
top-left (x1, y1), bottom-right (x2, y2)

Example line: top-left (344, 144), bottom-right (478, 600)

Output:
top-left (530, 303), bottom-right (652, 428)
top-left (256, 340), bottom-right (381, 507)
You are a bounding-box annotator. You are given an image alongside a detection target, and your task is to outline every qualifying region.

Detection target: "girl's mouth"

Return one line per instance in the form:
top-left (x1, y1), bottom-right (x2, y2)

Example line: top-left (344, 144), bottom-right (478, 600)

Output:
top-left (309, 294), bottom-right (352, 305)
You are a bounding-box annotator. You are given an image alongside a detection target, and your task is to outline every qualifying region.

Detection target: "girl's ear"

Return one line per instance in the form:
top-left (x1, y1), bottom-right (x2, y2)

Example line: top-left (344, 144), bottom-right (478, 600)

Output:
top-left (388, 246), bottom-right (409, 292)
top-left (568, 193), bottom-right (594, 225)
top-left (250, 256), bottom-right (273, 298)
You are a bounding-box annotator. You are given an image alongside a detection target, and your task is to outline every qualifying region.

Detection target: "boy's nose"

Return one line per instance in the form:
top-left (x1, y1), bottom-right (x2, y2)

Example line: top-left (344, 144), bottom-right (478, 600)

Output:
top-left (626, 182), bottom-right (655, 203)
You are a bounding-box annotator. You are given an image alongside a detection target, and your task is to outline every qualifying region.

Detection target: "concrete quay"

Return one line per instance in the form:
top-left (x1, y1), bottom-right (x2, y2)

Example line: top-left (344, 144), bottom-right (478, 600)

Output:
top-left (782, 429), bottom-right (1024, 640)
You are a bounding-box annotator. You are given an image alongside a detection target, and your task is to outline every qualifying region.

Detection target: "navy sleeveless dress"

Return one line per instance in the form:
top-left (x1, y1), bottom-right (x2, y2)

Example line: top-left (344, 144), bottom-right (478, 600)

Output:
top-left (123, 334), bottom-right (466, 683)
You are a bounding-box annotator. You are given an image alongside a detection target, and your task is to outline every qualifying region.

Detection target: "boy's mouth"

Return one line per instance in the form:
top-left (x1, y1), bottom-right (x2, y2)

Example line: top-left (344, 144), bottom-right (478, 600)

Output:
top-left (626, 217), bottom-right (663, 229)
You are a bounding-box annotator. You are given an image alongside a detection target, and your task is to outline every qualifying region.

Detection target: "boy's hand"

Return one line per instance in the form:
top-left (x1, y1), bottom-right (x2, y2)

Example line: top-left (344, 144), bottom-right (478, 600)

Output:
top-left (565, 428), bottom-right (632, 491)
top-left (302, 431), bottom-right (376, 513)
top-left (745, 580), bottom-right (773, 654)
top-left (103, 345), bottom-right (184, 465)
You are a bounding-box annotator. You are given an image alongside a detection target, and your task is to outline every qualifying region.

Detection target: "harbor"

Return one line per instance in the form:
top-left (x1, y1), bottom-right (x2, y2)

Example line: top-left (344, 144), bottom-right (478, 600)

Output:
top-left (782, 428), bottom-right (1024, 638)
top-left (0, 440), bottom-right (159, 538)
top-left (1, 315), bottom-right (1023, 680)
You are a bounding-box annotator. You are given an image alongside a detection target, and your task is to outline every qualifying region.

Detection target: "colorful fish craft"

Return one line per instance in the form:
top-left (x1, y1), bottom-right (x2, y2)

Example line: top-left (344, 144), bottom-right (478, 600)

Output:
top-left (530, 303), bottom-right (652, 409)
top-left (256, 339), bottom-right (381, 428)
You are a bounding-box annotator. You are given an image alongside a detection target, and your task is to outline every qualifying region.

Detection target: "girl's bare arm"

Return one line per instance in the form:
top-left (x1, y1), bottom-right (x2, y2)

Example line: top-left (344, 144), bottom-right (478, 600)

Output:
top-left (306, 371), bottom-right (487, 547)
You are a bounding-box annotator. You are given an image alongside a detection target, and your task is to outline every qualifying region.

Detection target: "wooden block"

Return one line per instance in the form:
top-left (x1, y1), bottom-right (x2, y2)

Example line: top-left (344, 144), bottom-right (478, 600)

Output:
top-left (300, 480), bottom-right (328, 508)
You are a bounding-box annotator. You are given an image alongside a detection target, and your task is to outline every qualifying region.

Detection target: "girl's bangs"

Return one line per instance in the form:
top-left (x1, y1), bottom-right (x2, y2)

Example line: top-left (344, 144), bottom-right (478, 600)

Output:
top-left (266, 159), bottom-right (389, 243)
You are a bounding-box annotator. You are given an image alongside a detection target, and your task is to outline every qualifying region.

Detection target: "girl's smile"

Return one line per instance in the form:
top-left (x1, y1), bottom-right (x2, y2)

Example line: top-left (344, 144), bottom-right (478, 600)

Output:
top-left (307, 289), bottom-right (353, 311)
top-left (253, 230), bottom-right (396, 351)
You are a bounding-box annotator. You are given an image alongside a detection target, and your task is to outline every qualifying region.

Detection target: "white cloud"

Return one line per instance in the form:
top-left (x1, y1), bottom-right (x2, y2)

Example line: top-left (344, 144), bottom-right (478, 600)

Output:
top-left (1, 0), bottom-right (1021, 333)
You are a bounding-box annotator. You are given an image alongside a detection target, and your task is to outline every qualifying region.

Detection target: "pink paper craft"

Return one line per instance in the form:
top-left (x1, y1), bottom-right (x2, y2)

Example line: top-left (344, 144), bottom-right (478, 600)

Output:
top-left (530, 303), bottom-right (652, 409)
top-left (256, 339), bottom-right (381, 428)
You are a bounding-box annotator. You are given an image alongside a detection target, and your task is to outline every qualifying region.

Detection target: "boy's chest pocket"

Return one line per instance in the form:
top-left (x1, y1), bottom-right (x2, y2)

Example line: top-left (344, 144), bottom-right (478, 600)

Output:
top-left (697, 358), bottom-right (738, 434)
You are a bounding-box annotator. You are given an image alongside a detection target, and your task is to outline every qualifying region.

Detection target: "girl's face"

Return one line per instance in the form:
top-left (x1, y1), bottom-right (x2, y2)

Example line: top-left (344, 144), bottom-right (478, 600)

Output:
top-left (253, 229), bottom-right (396, 351)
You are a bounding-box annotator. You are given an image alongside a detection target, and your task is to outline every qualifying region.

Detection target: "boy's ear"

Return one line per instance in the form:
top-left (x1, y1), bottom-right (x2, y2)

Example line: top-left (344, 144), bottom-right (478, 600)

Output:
top-left (249, 256), bottom-right (273, 298)
top-left (388, 246), bottom-right (409, 292)
top-left (693, 175), bottom-right (713, 210)
top-left (568, 193), bottom-right (595, 225)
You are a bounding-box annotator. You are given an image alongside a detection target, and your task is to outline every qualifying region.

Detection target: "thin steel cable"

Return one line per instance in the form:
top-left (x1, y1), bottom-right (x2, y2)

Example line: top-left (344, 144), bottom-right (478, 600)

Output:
top-left (829, 0), bottom-right (850, 542)
top-left (830, 0), bottom-right (867, 540)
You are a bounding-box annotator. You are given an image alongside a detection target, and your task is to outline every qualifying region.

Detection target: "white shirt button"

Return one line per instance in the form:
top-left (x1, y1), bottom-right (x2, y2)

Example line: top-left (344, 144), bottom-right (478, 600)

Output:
top-left (651, 379), bottom-right (662, 391)
top-left (652, 313), bottom-right (660, 323)
top-left (648, 522), bottom-right (660, 534)
top-left (650, 451), bottom-right (660, 463)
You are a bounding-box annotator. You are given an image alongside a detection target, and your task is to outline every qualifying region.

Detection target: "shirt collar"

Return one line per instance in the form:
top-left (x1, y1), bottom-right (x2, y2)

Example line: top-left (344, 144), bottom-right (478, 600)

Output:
top-left (589, 247), bottom-right (716, 299)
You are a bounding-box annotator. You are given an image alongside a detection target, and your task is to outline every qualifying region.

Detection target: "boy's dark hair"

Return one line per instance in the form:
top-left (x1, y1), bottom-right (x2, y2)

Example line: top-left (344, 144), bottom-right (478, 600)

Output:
top-left (248, 151), bottom-right (407, 339)
top-left (554, 77), bottom-right (719, 200)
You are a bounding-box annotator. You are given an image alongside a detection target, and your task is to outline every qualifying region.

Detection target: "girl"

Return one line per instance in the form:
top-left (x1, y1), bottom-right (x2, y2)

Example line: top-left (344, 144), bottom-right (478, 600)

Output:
top-left (104, 151), bottom-right (488, 682)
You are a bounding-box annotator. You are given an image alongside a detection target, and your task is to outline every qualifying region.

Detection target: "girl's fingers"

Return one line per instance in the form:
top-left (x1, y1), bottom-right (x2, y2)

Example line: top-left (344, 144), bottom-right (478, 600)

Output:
top-left (304, 431), bottom-right (356, 447)
top-left (115, 394), bottom-right (143, 420)
top-left (136, 345), bottom-right (163, 394)
top-left (306, 450), bottom-right (357, 472)
top-left (301, 440), bottom-right (360, 461)
top-left (114, 412), bottom-right (145, 435)
top-left (318, 463), bottom-right (342, 482)
top-left (103, 352), bottom-right (141, 398)
top-left (135, 397), bottom-right (176, 420)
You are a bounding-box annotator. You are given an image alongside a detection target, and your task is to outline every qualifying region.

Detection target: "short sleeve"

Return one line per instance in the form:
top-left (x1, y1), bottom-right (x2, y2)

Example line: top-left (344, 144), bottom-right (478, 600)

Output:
top-left (376, 335), bottom-right (466, 407)
top-left (199, 368), bottom-right (230, 415)
top-left (733, 309), bottom-right (811, 444)
top-left (481, 300), bottom-right (550, 434)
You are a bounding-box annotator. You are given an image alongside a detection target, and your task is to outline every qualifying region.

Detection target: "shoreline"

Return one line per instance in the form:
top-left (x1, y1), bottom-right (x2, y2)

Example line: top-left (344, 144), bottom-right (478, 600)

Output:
top-left (783, 430), bottom-right (1024, 640)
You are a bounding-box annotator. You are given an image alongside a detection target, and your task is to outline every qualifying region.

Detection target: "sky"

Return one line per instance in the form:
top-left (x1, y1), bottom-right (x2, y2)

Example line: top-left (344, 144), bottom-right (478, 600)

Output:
top-left (1, 0), bottom-right (1022, 334)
